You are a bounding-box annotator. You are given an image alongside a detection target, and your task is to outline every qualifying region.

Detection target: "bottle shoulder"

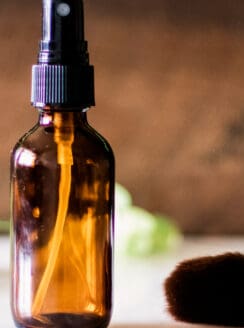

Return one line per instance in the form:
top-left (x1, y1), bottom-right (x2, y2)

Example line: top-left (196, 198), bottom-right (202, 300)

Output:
top-left (83, 123), bottom-right (115, 158)
top-left (12, 124), bottom-right (40, 154)
top-left (11, 122), bottom-right (114, 165)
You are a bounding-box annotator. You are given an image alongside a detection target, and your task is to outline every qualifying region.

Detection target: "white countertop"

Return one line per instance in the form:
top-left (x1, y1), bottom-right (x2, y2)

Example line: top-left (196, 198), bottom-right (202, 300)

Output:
top-left (2, 236), bottom-right (244, 327)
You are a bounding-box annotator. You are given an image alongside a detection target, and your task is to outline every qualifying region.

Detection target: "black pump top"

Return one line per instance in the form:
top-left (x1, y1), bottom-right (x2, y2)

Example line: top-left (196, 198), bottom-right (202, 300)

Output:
top-left (40, 0), bottom-right (86, 64)
top-left (31, 0), bottom-right (95, 109)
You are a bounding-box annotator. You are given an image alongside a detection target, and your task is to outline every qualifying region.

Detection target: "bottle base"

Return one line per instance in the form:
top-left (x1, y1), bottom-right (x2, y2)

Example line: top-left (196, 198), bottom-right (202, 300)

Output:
top-left (14, 312), bottom-right (110, 328)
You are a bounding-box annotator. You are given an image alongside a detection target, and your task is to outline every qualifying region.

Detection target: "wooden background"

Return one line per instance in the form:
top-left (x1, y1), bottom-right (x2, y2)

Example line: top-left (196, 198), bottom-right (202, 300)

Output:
top-left (2, 0), bottom-right (244, 233)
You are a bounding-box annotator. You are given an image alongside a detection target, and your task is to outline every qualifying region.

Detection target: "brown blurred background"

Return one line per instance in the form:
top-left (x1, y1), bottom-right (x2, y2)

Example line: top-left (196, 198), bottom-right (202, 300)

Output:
top-left (2, 0), bottom-right (244, 233)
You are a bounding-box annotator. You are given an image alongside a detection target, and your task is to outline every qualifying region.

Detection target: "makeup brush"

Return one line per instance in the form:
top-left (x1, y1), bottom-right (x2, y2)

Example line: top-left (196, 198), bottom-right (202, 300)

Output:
top-left (164, 252), bottom-right (244, 327)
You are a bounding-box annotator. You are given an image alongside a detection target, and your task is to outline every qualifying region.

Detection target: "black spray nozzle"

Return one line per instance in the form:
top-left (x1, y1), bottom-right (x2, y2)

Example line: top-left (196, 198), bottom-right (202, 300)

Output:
top-left (31, 0), bottom-right (95, 108)
top-left (42, 0), bottom-right (85, 42)
top-left (39, 0), bottom-right (88, 64)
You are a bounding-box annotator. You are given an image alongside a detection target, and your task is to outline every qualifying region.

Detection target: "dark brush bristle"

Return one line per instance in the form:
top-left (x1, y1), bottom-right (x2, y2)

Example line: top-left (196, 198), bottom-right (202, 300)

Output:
top-left (164, 252), bottom-right (244, 327)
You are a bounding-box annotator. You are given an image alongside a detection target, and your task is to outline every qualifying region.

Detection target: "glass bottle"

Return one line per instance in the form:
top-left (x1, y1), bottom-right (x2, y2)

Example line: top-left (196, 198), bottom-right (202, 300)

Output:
top-left (10, 1), bottom-right (115, 327)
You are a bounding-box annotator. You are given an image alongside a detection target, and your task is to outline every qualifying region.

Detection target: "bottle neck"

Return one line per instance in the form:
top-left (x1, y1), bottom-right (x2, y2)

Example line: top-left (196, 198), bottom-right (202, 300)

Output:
top-left (38, 109), bottom-right (88, 128)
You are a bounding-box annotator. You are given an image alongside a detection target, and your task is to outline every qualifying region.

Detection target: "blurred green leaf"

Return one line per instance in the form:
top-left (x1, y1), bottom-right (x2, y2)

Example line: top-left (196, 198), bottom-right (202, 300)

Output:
top-left (115, 183), bottom-right (182, 258)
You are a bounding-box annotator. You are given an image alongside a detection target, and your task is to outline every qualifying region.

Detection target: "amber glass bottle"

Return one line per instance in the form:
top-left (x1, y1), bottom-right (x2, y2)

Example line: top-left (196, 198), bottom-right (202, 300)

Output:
top-left (10, 1), bottom-right (115, 327)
